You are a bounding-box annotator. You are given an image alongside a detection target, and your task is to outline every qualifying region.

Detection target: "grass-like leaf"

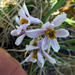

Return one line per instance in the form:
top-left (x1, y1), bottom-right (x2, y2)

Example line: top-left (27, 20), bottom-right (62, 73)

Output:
top-left (60, 46), bottom-right (75, 51)
top-left (42, 0), bottom-right (66, 23)
top-left (60, 39), bottom-right (75, 44)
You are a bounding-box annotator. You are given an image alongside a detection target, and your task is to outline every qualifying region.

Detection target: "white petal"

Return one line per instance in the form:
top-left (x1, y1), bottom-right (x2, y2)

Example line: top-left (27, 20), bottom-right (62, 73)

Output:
top-left (15, 34), bottom-right (25, 46)
top-left (29, 17), bottom-right (41, 24)
top-left (24, 52), bottom-right (37, 63)
top-left (42, 36), bottom-right (48, 50)
top-left (26, 29), bottom-right (45, 38)
top-left (16, 26), bottom-right (23, 34)
top-left (23, 3), bottom-right (30, 17)
top-left (18, 8), bottom-right (26, 18)
top-left (37, 52), bottom-right (44, 68)
top-left (11, 27), bottom-right (23, 36)
top-left (51, 13), bottom-right (67, 27)
top-left (50, 39), bottom-right (60, 52)
top-left (55, 29), bottom-right (69, 37)
top-left (25, 45), bottom-right (38, 51)
top-left (15, 16), bottom-right (20, 25)
top-left (16, 26), bottom-right (19, 28)
top-left (42, 22), bottom-right (54, 29)
top-left (43, 51), bottom-right (56, 64)
top-left (11, 29), bottom-right (18, 36)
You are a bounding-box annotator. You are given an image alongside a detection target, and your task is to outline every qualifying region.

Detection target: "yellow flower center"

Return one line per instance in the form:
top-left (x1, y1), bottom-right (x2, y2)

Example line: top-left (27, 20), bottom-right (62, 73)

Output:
top-left (20, 18), bottom-right (28, 24)
top-left (45, 28), bottom-right (56, 40)
top-left (32, 50), bottom-right (38, 59)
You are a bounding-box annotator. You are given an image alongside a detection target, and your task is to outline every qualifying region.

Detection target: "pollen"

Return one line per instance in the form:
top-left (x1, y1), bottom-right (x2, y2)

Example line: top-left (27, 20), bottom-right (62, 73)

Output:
top-left (45, 28), bottom-right (56, 40)
top-left (32, 50), bottom-right (38, 59)
top-left (20, 18), bottom-right (28, 24)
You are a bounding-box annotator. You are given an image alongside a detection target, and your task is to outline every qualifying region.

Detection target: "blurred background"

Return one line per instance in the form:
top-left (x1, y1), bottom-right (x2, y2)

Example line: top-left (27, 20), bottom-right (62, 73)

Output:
top-left (0, 0), bottom-right (75, 75)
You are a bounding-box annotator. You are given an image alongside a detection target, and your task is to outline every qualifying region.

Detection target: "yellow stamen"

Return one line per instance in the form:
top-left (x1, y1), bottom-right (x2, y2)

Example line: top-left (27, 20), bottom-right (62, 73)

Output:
top-left (45, 28), bottom-right (56, 40)
top-left (20, 18), bottom-right (28, 24)
top-left (32, 50), bottom-right (38, 59)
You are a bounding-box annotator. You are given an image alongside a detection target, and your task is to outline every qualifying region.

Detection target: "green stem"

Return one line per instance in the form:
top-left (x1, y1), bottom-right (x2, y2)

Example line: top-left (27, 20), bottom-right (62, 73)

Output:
top-left (29, 63), bottom-right (33, 75)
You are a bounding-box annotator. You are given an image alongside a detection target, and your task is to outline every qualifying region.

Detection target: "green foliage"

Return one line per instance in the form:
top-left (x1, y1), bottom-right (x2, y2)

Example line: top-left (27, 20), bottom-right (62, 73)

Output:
top-left (60, 39), bottom-right (75, 44)
top-left (60, 46), bottom-right (75, 51)
top-left (42, 0), bottom-right (66, 23)
top-left (65, 18), bottom-right (75, 26)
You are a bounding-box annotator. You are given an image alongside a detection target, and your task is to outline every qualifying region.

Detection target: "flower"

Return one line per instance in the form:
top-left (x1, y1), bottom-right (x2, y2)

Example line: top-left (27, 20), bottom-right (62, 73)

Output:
top-left (11, 26), bottom-right (45, 46)
top-left (21, 40), bottom-right (56, 68)
top-left (26, 13), bottom-right (69, 52)
top-left (15, 2), bottom-right (41, 27)
top-left (11, 2), bottom-right (41, 46)
top-left (11, 25), bottom-right (26, 46)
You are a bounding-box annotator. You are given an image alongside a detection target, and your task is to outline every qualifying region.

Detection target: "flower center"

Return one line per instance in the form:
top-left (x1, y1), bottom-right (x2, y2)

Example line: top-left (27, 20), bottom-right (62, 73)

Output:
top-left (20, 18), bottom-right (28, 24)
top-left (32, 50), bottom-right (38, 59)
top-left (45, 28), bottom-right (56, 40)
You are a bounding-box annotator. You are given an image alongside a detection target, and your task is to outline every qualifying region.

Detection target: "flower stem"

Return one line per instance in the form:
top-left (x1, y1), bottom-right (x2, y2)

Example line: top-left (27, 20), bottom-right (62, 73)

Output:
top-left (29, 63), bottom-right (33, 75)
top-left (40, 68), bottom-right (42, 75)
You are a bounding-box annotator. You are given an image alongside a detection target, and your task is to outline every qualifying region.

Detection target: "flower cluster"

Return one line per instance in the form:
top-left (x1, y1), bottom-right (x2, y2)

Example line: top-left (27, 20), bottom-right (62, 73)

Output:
top-left (11, 2), bottom-right (69, 68)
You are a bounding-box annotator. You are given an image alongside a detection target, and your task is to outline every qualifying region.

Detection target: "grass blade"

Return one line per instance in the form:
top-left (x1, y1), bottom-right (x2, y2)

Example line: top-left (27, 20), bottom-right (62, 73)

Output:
top-left (42, 0), bottom-right (66, 23)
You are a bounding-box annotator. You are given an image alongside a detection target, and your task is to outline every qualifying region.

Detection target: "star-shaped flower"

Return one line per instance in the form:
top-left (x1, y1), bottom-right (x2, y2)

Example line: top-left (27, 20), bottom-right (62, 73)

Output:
top-left (15, 2), bottom-right (41, 27)
top-left (26, 13), bottom-right (69, 52)
top-left (21, 40), bottom-right (56, 68)
top-left (11, 2), bottom-right (41, 46)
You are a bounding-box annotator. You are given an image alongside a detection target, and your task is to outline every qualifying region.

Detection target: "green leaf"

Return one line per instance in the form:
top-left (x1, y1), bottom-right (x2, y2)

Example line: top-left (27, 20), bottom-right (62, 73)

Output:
top-left (60, 39), bottom-right (75, 44)
top-left (65, 18), bottom-right (75, 25)
top-left (42, 0), bottom-right (66, 23)
top-left (60, 46), bottom-right (75, 51)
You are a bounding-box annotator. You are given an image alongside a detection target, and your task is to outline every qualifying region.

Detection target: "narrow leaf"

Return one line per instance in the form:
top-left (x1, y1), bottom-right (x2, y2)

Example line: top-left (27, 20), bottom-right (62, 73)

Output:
top-left (42, 0), bottom-right (66, 23)
top-left (60, 46), bottom-right (75, 51)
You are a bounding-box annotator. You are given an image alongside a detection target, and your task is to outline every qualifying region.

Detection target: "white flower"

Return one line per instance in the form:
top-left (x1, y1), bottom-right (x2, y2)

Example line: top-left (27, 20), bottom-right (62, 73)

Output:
top-left (25, 13), bottom-right (69, 52)
top-left (11, 26), bottom-right (45, 46)
top-left (11, 2), bottom-right (41, 46)
top-left (21, 40), bottom-right (56, 68)
top-left (11, 25), bottom-right (26, 46)
top-left (15, 2), bottom-right (41, 27)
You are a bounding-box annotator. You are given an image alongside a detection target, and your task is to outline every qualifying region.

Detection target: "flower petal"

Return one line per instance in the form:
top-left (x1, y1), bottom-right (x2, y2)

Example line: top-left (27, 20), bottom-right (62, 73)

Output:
top-left (42, 36), bottom-right (48, 50)
top-left (50, 39), bottom-right (60, 52)
top-left (29, 17), bottom-right (41, 24)
top-left (42, 22), bottom-right (54, 29)
top-left (11, 26), bottom-right (23, 36)
top-left (18, 8), bottom-right (26, 18)
top-left (55, 29), bottom-right (69, 37)
top-left (26, 29), bottom-right (45, 38)
top-left (11, 29), bottom-right (18, 36)
top-left (15, 16), bottom-right (20, 25)
top-left (23, 3), bottom-right (30, 17)
top-left (43, 51), bottom-right (56, 64)
top-left (24, 52), bottom-right (37, 63)
top-left (51, 13), bottom-right (67, 27)
top-left (25, 45), bottom-right (38, 51)
top-left (37, 52), bottom-right (44, 68)
top-left (15, 34), bottom-right (25, 46)
top-left (17, 26), bottom-right (24, 34)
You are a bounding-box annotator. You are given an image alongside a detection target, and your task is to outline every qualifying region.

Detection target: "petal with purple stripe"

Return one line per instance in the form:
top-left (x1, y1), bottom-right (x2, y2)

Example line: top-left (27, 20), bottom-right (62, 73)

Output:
top-left (26, 29), bottom-right (45, 38)
top-left (15, 34), bottom-right (25, 46)
top-left (50, 38), bottom-right (60, 52)
top-left (55, 29), bottom-right (69, 38)
top-left (37, 52), bottom-right (44, 68)
top-left (51, 13), bottom-right (67, 27)
top-left (25, 45), bottom-right (38, 51)
top-left (43, 50), bottom-right (56, 64)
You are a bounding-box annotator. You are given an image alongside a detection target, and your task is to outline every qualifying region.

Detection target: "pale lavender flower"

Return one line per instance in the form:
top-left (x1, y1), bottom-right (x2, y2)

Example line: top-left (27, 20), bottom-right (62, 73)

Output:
top-left (11, 26), bottom-right (45, 46)
top-left (11, 25), bottom-right (26, 46)
top-left (26, 13), bottom-right (69, 52)
top-left (11, 2), bottom-right (41, 46)
top-left (15, 2), bottom-right (41, 27)
top-left (21, 40), bottom-right (56, 68)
